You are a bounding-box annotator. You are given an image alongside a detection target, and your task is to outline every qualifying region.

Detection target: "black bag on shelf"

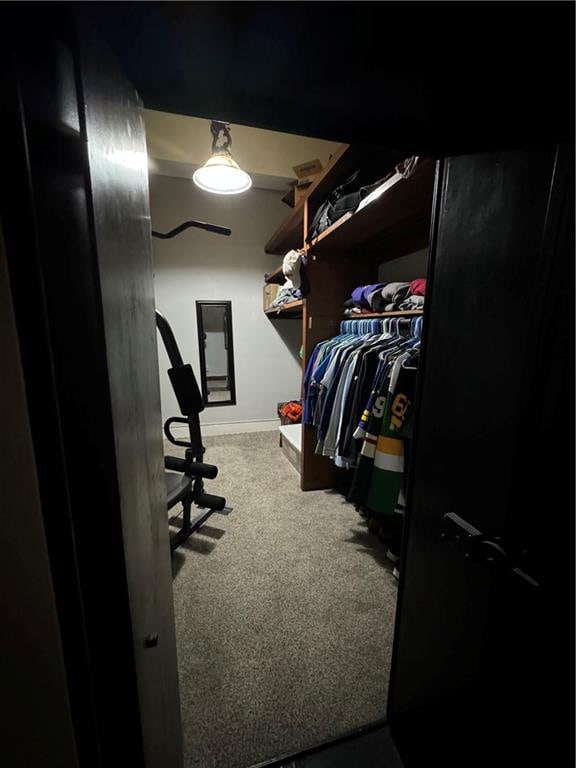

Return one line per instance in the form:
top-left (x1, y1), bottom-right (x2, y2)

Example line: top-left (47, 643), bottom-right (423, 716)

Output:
top-left (306, 170), bottom-right (361, 243)
top-left (306, 168), bottom-right (396, 243)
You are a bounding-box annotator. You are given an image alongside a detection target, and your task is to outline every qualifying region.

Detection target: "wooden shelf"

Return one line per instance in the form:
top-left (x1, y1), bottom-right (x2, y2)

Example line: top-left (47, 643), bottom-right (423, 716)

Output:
top-left (264, 299), bottom-right (303, 318)
top-left (309, 159), bottom-right (435, 257)
top-left (265, 144), bottom-right (350, 255)
top-left (344, 309), bottom-right (424, 318)
top-left (264, 206), bottom-right (304, 256)
top-left (264, 265), bottom-right (285, 285)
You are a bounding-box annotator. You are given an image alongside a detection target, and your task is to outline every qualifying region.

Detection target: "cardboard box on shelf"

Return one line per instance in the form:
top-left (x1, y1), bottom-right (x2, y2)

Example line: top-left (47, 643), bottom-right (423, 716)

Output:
top-left (282, 158), bottom-right (323, 208)
top-left (263, 283), bottom-right (281, 311)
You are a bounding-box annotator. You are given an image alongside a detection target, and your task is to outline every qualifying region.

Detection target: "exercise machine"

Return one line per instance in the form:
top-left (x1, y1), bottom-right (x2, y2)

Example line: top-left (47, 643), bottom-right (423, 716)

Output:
top-left (152, 218), bottom-right (232, 551)
top-left (153, 218), bottom-right (231, 551)
top-left (156, 309), bottom-right (230, 551)
top-left (152, 220), bottom-right (232, 552)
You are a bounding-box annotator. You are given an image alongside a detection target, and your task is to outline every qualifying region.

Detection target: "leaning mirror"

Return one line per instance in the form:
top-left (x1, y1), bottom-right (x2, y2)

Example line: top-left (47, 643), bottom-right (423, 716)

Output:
top-left (196, 301), bottom-right (236, 407)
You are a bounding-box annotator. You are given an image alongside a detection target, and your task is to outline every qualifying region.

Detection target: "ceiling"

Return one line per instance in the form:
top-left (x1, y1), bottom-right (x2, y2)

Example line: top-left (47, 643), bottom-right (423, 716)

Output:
top-left (90, 2), bottom-right (573, 156)
top-left (144, 108), bottom-right (341, 187)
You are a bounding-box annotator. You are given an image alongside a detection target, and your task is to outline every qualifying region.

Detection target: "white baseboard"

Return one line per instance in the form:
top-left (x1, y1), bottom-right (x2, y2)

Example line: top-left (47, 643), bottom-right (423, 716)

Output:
top-left (168, 419), bottom-right (280, 437)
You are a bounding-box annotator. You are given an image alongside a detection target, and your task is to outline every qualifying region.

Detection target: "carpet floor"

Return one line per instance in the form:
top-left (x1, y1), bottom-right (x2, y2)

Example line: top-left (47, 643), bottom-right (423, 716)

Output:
top-left (168, 431), bottom-right (398, 768)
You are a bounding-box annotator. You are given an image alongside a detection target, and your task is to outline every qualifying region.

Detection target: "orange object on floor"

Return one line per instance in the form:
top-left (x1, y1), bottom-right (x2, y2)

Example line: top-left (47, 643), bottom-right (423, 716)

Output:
top-left (279, 401), bottom-right (302, 423)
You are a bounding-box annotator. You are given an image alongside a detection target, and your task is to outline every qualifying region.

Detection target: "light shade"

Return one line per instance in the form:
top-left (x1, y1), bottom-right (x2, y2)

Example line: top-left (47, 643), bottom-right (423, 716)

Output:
top-left (193, 152), bottom-right (252, 195)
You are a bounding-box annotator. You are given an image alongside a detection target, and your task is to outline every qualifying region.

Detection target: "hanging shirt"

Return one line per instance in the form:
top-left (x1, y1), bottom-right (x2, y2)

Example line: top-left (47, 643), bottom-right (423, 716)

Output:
top-left (321, 349), bottom-right (360, 460)
top-left (303, 345), bottom-right (321, 425)
top-left (365, 352), bottom-right (416, 516)
top-left (339, 335), bottom-right (401, 465)
top-left (303, 333), bottom-right (353, 425)
top-left (347, 362), bottom-right (392, 507)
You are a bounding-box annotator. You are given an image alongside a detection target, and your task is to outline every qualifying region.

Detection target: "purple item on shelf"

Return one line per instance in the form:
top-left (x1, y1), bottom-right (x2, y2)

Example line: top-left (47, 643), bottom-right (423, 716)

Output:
top-left (351, 283), bottom-right (386, 309)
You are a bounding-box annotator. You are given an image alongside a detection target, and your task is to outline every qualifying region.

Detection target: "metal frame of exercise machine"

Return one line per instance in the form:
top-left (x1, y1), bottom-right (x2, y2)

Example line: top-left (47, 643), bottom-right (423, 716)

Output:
top-left (153, 218), bottom-right (232, 551)
top-left (156, 309), bottom-right (230, 551)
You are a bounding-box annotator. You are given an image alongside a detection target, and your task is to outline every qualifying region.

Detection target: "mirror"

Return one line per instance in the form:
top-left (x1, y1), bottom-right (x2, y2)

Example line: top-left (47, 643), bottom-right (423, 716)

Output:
top-left (196, 301), bottom-right (236, 407)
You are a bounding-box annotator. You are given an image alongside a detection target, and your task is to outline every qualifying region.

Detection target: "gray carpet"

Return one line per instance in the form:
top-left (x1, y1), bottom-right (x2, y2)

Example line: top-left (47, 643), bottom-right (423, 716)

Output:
top-left (168, 431), bottom-right (398, 768)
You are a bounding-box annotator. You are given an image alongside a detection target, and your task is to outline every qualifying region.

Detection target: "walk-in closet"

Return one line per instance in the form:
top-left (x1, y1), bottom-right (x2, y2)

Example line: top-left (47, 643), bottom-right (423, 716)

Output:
top-left (3, 5), bottom-right (571, 768)
top-left (147, 104), bottom-right (571, 768)
top-left (148, 114), bottom-right (438, 768)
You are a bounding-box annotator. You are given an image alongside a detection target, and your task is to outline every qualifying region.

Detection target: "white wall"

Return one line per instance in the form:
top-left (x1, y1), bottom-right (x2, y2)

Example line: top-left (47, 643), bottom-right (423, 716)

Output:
top-left (150, 175), bottom-right (302, 431)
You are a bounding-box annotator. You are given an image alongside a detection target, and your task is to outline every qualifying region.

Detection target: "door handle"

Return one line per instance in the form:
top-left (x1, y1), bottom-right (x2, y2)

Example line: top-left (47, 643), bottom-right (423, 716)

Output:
top-left (440, 512), bottom-right (482, 556)
top-left (440, 513), bottom-right (539, 587)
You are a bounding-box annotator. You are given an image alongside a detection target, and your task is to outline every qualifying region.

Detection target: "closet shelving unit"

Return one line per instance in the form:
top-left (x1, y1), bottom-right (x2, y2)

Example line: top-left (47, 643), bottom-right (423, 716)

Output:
top-left (263, 144), bottom-right (436, 490)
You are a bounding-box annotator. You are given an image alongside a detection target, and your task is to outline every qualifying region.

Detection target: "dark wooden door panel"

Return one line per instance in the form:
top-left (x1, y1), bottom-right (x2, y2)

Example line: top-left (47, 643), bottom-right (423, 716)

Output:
top-left (1, 11), bottom-right (182, 766)
top-left (389, 147), bottom-right (572, 765)
top-left (1, 23), bottom-right (144, 766)
top-left (78, 23), bottom-right (182, 768)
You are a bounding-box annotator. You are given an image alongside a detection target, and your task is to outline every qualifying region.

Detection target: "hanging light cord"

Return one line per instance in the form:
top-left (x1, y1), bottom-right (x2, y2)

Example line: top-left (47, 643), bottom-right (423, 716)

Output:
top-left (210, 120), bottom-right (232, 155)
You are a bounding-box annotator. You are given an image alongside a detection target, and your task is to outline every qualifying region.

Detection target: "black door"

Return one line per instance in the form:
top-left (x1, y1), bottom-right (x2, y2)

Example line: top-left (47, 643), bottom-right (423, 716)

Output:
top-left (0, 10), bottom-right (182, 767)
top-left (388, 147), bottom-right (574, 766)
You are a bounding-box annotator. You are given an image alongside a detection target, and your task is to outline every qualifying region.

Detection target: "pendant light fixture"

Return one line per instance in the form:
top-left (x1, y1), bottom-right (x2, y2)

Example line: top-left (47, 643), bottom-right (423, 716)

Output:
top-left (193, 120), bottom-right (252, 195)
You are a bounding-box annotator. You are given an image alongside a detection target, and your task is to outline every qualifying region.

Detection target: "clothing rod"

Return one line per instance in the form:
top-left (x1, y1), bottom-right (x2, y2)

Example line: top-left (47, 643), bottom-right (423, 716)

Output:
top-left (339, 315), bottom-right (423, 336)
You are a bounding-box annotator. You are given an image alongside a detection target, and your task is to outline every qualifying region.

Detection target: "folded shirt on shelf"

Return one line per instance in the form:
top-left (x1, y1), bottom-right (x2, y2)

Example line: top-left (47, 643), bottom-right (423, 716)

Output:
top-left (369, 282), bottom-right (411, 312)
top-left (344, 278), bottom-right (426, 315)
top-left (398, 294), bottom-right (425, 310)
top-left (409, 278), bottom-right (426, 296)
top-left (344, 307), bottom-right (377, 317)
top-left (351, 283), bottom-right (386, 309)
top-left (270, 285), bottom-right (302, 309)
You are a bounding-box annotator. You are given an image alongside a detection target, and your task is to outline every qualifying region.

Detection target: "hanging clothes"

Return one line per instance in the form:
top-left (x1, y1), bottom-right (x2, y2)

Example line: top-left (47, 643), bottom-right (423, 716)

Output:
top-left (303, 316), bottom-right (422, 516)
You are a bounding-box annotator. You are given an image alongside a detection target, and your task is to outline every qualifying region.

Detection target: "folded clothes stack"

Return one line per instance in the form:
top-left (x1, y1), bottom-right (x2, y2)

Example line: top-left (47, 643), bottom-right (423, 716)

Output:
top-left (271, 285), bottom-right (302, 308)
top-left (343, 279), bottom-right (426, 316)
top-left (269, 249), bottom-right (309, 311)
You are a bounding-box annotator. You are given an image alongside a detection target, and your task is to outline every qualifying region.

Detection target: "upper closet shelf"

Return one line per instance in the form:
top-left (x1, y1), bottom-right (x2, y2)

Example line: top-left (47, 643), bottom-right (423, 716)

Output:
top-left (309, 159), bottom-right (435, 257)
top-left (265, 207), bottom-right (304, 256)
top-left (265, 144), bottom-right (350, 255)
